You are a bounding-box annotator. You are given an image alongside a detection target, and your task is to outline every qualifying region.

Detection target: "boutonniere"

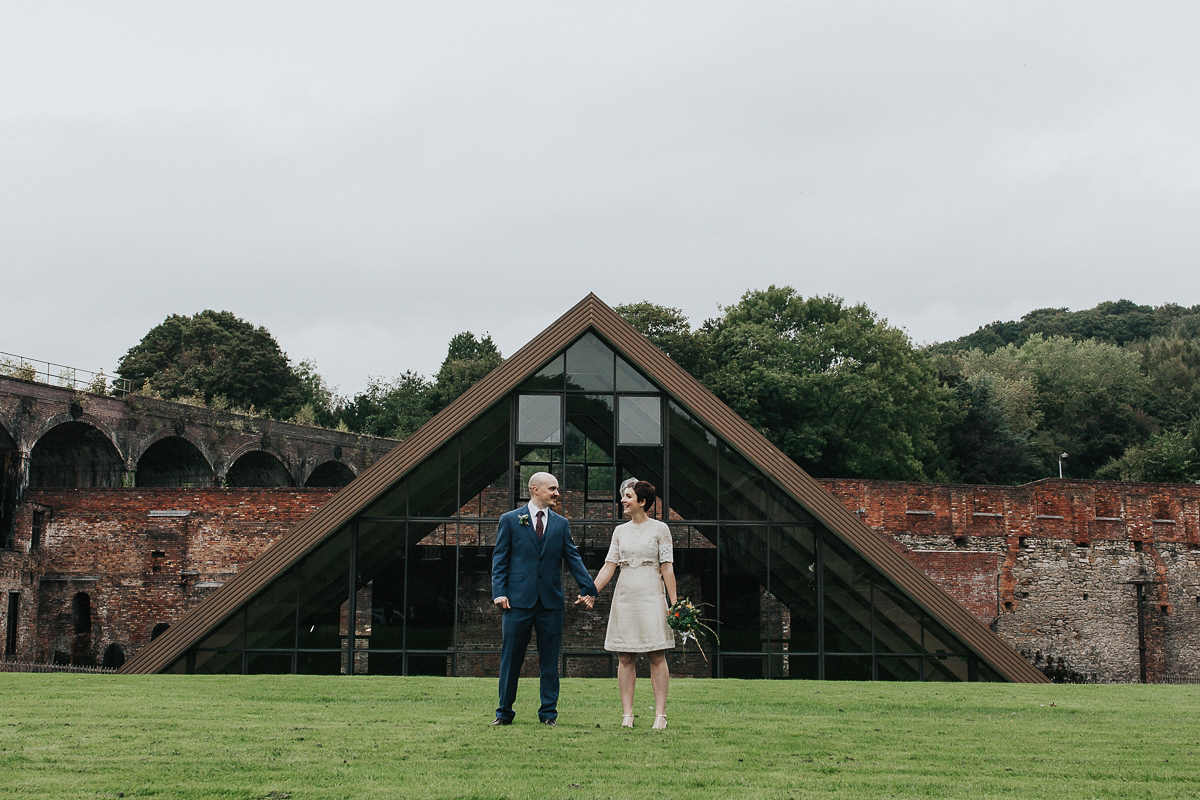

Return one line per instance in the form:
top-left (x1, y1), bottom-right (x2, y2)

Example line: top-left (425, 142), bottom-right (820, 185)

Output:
top-left (518, 514), bottom-right (530, 526)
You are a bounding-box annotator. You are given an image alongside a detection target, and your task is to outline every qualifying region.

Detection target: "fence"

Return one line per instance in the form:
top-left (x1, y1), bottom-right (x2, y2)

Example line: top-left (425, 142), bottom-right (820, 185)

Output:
top-left (0, 351), bottom-right (131, 397)
top-left (0, 659), bottom-right (118, 675)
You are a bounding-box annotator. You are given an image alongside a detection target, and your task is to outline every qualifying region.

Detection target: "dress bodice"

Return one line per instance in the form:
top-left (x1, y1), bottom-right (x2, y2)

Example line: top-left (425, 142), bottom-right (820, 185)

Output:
top-left (605, 519), bottom-right (673, 568)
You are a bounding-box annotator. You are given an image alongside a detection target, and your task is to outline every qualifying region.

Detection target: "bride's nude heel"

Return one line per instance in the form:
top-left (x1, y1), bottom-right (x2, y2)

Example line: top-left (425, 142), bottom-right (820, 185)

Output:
top-left (621, 714), bottom-right (635, 728)
top-left (653, 714), bottom-right (667, 730)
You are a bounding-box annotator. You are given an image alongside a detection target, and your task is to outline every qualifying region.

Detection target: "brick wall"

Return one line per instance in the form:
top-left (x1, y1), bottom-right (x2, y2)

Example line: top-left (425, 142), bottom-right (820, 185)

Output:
top-left (0, 488), bottom-right (334, 665)
top-left (5, 478), bottom-right (1200, 681)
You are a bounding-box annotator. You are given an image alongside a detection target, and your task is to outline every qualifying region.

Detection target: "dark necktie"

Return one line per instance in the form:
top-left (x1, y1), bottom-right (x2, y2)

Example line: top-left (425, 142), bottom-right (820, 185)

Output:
top-left (536, 510), bottom-right (545, 539)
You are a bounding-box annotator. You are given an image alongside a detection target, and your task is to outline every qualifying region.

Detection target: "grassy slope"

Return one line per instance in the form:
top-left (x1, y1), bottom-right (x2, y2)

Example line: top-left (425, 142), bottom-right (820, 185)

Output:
top-left (2, 675), bottom-right (1197, 799)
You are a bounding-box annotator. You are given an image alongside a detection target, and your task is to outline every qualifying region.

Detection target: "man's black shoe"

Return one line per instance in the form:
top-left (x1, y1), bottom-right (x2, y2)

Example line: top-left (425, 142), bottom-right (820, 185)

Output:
top-left (491, 718), bottom-right (511, 726)
top-left (540, 719), bottom-right (557, 726)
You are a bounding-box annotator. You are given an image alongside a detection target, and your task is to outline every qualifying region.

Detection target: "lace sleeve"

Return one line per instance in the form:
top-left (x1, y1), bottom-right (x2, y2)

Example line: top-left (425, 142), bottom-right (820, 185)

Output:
top-left (605, 529), bottom-right (620, 564)
top-left (656, 522), bottom-right (673, 564)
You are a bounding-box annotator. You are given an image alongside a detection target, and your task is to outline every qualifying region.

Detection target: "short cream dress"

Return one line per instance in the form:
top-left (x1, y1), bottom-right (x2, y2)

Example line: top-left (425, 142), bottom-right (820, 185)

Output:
top-left (603, 518), bottom-right (675, 653)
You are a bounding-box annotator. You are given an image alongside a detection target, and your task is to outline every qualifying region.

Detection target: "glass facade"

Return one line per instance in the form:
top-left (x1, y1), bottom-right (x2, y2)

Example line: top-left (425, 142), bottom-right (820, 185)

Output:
top-left (170, 331), bottom-right (1002, 681)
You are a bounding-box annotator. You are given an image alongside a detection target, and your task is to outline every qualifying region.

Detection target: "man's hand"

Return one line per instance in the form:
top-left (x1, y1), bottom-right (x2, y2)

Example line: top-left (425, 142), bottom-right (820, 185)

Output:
top-left (574, 594), bottom-right (595, 609)
top-left (494, 596), bottom-right (511, 611)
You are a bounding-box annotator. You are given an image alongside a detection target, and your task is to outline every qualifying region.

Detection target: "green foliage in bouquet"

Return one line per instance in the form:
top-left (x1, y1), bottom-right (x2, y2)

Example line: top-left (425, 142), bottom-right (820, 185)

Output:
top-left (667, 598), bottom-right (718, 662)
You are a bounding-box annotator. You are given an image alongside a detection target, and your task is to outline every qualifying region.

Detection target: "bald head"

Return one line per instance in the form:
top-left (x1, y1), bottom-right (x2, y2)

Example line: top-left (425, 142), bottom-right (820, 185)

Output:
top-left (528, 472), bottom-right (560, 510)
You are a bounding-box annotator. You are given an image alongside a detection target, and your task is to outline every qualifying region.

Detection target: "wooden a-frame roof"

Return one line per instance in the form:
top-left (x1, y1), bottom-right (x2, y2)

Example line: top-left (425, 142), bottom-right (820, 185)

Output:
top-left (122, 293), bottom-right (1047, 681)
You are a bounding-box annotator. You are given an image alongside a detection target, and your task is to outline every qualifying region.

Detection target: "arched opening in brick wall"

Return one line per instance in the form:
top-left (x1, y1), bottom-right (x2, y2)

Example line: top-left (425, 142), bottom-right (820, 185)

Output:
top-left (226, 451), bottom-right (294, 488)
top-left (29, 422), bottom-right (124, 488)
top-left (0, 423), bottom-right (18, 549)
top-left (136, 437), bottom-right (215, 488)
top-left (102, 643), bottom-right (125, 669)
top-left (305, 460), bottom-right (354, 488)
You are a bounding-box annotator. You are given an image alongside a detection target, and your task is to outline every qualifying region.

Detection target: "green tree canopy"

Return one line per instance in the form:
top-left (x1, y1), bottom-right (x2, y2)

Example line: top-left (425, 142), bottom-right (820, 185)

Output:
top-left (336, 332), bottom-right (503, 439)
top-left (952, 334), bottom-right (1150, 476)
top-left (698, 287), bottom-right (949, 480)
top-left (117, 310), bottom-right (307, 419)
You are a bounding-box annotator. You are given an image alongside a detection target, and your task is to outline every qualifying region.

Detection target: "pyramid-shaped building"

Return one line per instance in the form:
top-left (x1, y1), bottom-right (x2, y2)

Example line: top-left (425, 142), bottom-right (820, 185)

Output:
top-left (122, 295), bottom-right (1045, 682)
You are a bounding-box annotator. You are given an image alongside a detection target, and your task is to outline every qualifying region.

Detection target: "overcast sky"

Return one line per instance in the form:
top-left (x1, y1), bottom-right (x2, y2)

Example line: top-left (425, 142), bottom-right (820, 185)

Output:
top-left (2, 2), bottom-right (1198, 397)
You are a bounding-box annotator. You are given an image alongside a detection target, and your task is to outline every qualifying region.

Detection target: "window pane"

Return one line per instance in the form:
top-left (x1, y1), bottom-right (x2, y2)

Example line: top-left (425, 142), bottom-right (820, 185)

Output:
top-left (720, 445), bottom-right (771, 522)
top-left (618, 395), bottom-right (661, 445)
top-left (718, 526), bottom-right (768, 656)
top-left (459, 403), bottom-right (510, 518)
top-left (821, 532), bottom-right (873, 654)
top-left (362, 479), bottom-right (406, 519)
top-left (455, 543), bottom-right (495, 654)
top-left (564, 395), bottom-right (615, 519)
top-left (876, 656), bottom-right (922, 681)
top-left (925, 656), bottom-right (970, 682)
top-left (245, 573), bottom-right (299, 650)
top-left (923, 617), bottom-right (968, 657)
top-left (671, 523), bottom-right (718, 677)
top-left (873, 582), bottom-right (923, 654)
top-left (296, 525), bottom-right (353, 650)
top-left (297, 652), bottom-right (343, 675)
top-left (191, 649), bottom-right (243, 675)
top-left (407, 530), bottom-right (455, 652)
top-left (520, 354), bottom-right (564, 391)
top-left (246, 652), bottom-right (294, 674)
top-left (192, 609), bottom-right (245, 651)
top-left (667, 403), bottom-right (718, 521)
top-left (616, 444), bottom-right (664, 518)
top-left (771, 526), bottom-right (818, 653)
top-left (616, 355), bottom-right (655, 392)
top-left (565, 332), bottom-right (614, 391)
top-left (407, 440), bottom-right (459, 518)
top-left (518, 395), bottom-right (562, 444)
top-left (824, 654), bottom-right (872, 680)
top-left (355, 520), bottom-right (406, 653)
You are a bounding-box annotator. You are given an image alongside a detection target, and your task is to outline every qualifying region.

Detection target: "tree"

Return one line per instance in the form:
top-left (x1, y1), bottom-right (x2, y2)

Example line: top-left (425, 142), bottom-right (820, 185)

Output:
top-left (117, 311), bottom-right (307, 419)
top-left (954, 334), bottom-right (1151, 477)
top-left (336, 371), bottom-right (433, 439)
top-left (698, 287), bottom-right (950, 480)
top-left (336, 332), bottom-right (503, 439)
top-left (1095, 419), bottom-right (1200, 483)
top-left (615, 302), bottom-right (711, 377)
top-left (943, 374), bottom-right (1043, 484)
top-left (428, 332), bottom-right (503, 414)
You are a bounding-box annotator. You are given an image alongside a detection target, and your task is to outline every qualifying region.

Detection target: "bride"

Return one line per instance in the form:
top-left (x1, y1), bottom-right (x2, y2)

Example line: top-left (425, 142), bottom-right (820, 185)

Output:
top-left (580, 478), bottom-right (677, 729)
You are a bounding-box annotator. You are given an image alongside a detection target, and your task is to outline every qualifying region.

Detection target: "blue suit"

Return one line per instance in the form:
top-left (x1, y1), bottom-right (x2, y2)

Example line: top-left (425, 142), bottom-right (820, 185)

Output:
top-left (491, 506), bottom-right (597, 723)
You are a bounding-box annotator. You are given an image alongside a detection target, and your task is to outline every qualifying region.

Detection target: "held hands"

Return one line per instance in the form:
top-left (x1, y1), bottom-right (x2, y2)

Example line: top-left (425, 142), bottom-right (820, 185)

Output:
top-left (574, 594), bottom-right (595, 609)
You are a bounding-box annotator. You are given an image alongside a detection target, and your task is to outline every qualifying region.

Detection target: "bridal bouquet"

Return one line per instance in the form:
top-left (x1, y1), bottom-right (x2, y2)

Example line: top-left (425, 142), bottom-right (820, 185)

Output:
top-left (667, 598), bottom-right (718, 663)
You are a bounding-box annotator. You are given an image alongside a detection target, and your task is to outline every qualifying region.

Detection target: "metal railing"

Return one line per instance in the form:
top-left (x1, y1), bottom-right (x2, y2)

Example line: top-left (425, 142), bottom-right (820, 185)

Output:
top-left (0, 351), bottom-right (132, 397)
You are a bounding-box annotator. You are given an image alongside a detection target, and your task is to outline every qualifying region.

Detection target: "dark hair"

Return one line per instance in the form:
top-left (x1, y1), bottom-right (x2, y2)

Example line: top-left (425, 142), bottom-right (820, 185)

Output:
top-left (631, 480), bottom-right (656, 511)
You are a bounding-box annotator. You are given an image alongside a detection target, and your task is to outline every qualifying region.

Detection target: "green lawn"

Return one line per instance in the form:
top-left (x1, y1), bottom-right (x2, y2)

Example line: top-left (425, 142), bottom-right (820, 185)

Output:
top-left (1, 674), bottom-right (1197, 799)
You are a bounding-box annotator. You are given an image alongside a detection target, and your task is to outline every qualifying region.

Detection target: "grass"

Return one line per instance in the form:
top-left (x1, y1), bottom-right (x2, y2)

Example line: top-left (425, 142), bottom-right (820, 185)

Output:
top-left (1, 675), bottom-right (1198, 799)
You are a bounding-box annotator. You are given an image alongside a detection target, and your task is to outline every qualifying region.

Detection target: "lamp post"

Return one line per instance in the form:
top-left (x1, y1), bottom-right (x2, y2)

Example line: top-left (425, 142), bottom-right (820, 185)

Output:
top-left (1058, 452), bottom-right (1068, 479)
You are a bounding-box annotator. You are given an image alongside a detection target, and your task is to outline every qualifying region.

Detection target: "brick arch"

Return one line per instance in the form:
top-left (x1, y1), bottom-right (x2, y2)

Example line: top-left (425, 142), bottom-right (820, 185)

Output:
top-left (28, 417), bottom-right (126, 488)
top-left (131, 427), bottom-right (218, 470)
top-left (303, 459), bottom-right (356, 488)
top-left (225, 448), bottom-right (295, 488)
top-left (135, 435), bottom-right (217, 488)
top-left (29, 412), bottom-right (125, 461)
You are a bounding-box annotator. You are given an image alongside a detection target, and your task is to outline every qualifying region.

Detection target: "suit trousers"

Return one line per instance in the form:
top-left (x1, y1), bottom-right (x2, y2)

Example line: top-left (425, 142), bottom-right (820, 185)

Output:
top-left (496, 602), bottom-right (564, 722)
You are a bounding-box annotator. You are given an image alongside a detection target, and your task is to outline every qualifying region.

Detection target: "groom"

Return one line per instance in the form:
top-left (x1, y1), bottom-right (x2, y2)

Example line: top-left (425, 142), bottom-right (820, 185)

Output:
top-left (491, 471), bottom-right (597, 726)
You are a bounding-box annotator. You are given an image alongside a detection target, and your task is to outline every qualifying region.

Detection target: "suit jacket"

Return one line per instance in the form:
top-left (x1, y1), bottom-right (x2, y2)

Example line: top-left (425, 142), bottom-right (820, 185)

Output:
top-left (491, 507), bottom-right (597, 609)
